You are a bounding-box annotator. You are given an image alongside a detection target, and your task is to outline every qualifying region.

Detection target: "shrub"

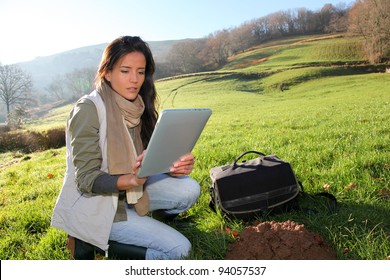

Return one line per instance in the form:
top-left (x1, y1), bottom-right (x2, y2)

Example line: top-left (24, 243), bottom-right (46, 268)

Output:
top-left (0, 125), bottom-right (11, 133)
top-left (0, 128), bottom-right (65, 153)
top-left (43, 128), bottom-right (66, 149)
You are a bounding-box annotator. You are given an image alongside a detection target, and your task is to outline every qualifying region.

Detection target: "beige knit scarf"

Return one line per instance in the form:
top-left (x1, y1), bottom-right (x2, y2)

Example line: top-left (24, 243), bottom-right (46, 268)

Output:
top-left (97, 82), bottom-right (149, 216)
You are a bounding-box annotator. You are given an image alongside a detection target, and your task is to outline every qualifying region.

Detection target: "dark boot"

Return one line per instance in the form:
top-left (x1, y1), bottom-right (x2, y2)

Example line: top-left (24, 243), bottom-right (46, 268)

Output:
top-left (108, 240), bottom-right (147, 260)
top-left (151, 209), bottom-right (179, 222)
top-left (67, 235), bottom-right (103, 260)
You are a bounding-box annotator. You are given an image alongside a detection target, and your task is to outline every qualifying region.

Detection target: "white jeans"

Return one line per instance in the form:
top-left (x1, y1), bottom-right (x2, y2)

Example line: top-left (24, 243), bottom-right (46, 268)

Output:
top-left (109, 173), bottom-right (200, 260)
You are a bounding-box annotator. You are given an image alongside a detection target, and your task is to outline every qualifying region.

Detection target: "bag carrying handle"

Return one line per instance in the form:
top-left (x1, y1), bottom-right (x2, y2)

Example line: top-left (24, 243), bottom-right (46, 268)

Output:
top-left (234, 150), bottom-right (265, 165)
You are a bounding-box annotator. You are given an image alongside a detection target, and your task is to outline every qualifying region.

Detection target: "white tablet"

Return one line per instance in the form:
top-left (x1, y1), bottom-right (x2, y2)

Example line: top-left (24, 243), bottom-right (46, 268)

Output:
top-left (137, 108), bottom-right (212, 177)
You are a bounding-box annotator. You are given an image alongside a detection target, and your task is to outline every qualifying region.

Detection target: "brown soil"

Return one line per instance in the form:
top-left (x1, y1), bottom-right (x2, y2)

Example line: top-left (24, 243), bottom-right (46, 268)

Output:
top-left (225, 220), bottom-right (337, 260)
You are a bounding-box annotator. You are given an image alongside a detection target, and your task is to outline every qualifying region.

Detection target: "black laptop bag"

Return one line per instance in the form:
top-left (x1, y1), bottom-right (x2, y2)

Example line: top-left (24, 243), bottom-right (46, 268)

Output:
top-left (209, 151), bottom-right (301, 220)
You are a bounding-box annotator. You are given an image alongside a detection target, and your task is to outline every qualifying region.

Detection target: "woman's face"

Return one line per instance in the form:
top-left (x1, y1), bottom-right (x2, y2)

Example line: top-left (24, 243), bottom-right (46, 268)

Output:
top-left (105, 51), bottom-right (146, 101)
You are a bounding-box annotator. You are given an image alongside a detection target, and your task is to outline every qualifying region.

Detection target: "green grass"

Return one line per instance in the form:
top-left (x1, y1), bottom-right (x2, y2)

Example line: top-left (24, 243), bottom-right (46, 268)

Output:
top-left (0, 35), bottom-right (389, 260)
top-left (0, 149), bottom-right (68, 260)
top-left (21, 104), bottom-right (73, 132)
top-left (224, 35), bottom-right (366, 73)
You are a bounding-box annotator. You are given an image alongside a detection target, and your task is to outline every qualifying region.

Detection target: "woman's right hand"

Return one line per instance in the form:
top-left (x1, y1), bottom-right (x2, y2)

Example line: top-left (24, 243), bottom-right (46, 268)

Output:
top-left (117, 173), bottom-right (147, 191)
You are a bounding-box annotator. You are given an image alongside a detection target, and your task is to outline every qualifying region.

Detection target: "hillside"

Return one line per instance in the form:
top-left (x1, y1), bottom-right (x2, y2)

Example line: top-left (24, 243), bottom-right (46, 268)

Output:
top-left (22, 34), bottom-right (383, 125)
top-left (158, 34), bottom-right (381, 95)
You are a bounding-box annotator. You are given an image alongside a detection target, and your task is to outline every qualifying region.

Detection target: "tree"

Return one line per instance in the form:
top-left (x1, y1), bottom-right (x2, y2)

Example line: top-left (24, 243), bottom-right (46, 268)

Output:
top-left (252, 17), bottom-right (272, 43)
top-left (0, 64), bottom-right (33, 115)
top-left (295, 8), bottom-right (311, 34)
top-left (348, 0), bottom-right (390, 63)
top-left (203, 30), bottom-right (232, 69)
top-left (46, 75), bottom-right (68, 100)
top-left (7, 104), bottom-right (30, 129)
top-left (65, 67), bottom-right (95, 99)
top-left (166, 39), bottom-right (206, 75)
top-left (229, 22), bottom-right (257, 54)
top-left (268, 11), bottom-right (291, 36)
top-left (325, 3), bottom-right (349, 33)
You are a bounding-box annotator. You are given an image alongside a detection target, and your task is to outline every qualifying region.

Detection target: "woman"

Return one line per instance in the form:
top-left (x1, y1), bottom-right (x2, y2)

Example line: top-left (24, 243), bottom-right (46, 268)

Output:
top-left (51, 36), bottom-right (200, 260)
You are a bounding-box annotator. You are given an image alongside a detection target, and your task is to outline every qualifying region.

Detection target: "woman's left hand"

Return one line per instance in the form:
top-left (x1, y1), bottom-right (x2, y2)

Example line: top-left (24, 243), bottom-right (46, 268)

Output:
top-left (169, 153), bottom-right (195, 177)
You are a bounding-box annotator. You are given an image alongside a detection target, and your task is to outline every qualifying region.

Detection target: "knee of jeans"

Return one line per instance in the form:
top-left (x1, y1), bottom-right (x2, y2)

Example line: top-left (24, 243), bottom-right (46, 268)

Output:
top-left (147, 237), bottom-right (191, 260)
top-left (169, 239), bottom-right (191, 260)
top-left (189, 178), bottom-right (201, 197)
top-left (180, 179), bottom-right (201, 209)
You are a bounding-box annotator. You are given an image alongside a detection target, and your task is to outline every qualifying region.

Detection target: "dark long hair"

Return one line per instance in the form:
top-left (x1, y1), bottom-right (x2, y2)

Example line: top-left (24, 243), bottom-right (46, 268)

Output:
top-left (95, 36), bottom-right (159, 148)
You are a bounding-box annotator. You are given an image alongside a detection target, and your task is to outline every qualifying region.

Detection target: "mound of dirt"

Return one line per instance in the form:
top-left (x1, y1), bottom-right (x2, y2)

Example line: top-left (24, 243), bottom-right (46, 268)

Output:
top-left (225, 220), bottom-right (336, 260)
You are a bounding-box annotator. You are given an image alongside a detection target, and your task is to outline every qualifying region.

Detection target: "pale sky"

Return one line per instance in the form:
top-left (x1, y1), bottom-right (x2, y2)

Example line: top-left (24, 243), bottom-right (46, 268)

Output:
top-left (0, 0), bottom-right (350, 65)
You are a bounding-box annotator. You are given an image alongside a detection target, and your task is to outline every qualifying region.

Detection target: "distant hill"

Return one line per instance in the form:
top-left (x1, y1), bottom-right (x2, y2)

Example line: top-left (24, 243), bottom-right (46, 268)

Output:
top-left (17, 39), bottom-right (184, 92)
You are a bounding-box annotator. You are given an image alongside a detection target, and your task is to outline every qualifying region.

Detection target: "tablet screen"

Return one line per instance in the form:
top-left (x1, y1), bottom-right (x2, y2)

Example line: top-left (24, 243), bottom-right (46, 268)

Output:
top-left (137, 108), bottom-right (212, 177)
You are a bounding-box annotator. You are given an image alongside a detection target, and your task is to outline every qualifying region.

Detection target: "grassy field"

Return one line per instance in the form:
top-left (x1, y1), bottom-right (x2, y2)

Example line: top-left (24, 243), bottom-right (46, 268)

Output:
top-left (22, 103), bottom-right (73, 132)
top-left (0, 35), bottom-right (389, 260)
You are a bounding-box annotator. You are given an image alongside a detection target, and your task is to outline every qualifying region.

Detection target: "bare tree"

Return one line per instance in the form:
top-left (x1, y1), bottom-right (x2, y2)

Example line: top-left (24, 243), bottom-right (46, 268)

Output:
top-left (46, 75), bottom-right (68, 100)
top-left (318, 4), bottom-right (336, 32)
top-left (252, 17), bottom-right (271, 43)
top-left (229, 22), bottom-right (257, 54)
top-left (348, 0), bottom-right (390, 63)
top-left (7, 104), bottom-right (30, 129)
top-left (325, 3), bottom-right (349, 33)
top-left (0, 64), bottom-right (33, 115)
top-left (166, 39), bottom-right (206, 75)
top-left (268, 11), bottom-right (291, 36)
top-left (295, 8), bottom-right (310, 34)
top-left (65, 67), bottom-right (95, 99)
top-left (203, 30), bottom-right (232, 68)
